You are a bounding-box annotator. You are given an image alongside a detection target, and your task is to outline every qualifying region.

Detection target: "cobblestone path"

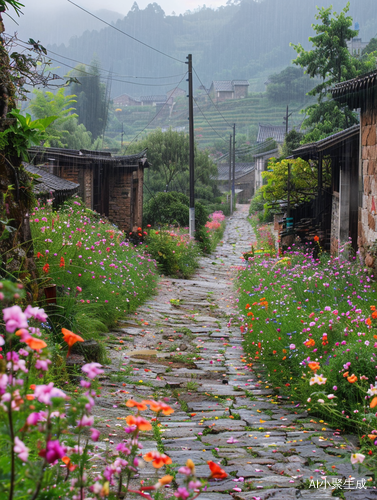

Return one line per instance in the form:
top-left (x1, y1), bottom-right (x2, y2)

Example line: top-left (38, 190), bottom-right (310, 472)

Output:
top-left (93, 205), bottom-right (375, 500)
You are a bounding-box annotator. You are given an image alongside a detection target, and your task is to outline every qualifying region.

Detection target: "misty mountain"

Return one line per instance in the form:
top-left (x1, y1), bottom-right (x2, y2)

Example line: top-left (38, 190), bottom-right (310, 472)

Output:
top-left (45, 0), bottom-right (377, 98)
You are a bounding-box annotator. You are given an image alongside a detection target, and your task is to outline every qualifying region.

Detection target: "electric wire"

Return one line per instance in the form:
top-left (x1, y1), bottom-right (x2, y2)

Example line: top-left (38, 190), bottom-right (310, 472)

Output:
top-left (193, 67), bottom-right (234, 129)
top-left (67, 0), bottom-right (185, 64)
top-left (125, 71), bottom-right (188, 150)
top-left (193, 97), bottom-right (229, 144)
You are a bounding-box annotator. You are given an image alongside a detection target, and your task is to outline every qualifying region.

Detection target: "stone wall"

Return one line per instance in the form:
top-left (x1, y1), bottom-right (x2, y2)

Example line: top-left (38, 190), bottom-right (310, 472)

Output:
top-left (359, 106), bottom-right (377, 249)
top-left (330, 192), bottom-right (339, 255)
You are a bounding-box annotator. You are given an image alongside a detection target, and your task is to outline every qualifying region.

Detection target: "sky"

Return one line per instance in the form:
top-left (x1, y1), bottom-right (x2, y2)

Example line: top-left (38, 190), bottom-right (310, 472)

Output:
top-left (17, 0), bottom-right (229, 17)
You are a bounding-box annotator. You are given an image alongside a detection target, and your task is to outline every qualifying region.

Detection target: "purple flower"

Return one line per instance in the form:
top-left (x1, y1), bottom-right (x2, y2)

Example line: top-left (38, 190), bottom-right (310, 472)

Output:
top-left (35, 359), bottom-right (51, 371)
top-left (42, 440), bottom-right (66, 464)
top-left (82, 362), bottom-right (104, 379)
top-left (24, 305), bottom-right (47, 322)
top-left (116, 443), bottom-right (131, 455)
top-left (77, 415), bottom-right (94, 427)
top-left (174, 487), bottom-right (190, 500)
top-left (27, 412), bottom-right (43, 426)
top-left (3, 305), bottom-right (28, 333)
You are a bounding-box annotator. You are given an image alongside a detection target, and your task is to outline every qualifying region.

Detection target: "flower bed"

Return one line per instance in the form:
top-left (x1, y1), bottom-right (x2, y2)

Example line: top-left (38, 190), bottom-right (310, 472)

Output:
top-left (31, 199), bottom-right (158, 338)
top-left (237, 244), bottom-right (377, 467)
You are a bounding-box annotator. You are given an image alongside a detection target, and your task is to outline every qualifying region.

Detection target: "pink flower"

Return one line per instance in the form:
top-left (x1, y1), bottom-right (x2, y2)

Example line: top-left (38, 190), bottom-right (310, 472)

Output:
top-left (289, 344), bottom-right (296, 350)
top-left (34, 383), bottom-right (67, 405)
top-left (82, 362), bottom-right (104, 379)
top-left (116, 442), bottom-right (131, 454)
top-left (174, 487), bottom-right (190, 500)
top-left (3, 305), bottom-right (28, 333)
top-left (27, 412), bottom-right (43, 426)
top-left (35, 359), bottom-right (51, 371)
top-left (40, 440), bottom-right (66, 464)
top-left (14, 437), bottom-right (29, 462)
top-left (76, 286), bottom-right (82, 292)
top-left (227, 436), bottom-right (239, 444)
top-left (77, 415), bottom-right (94, 427)
top-left (178, 466), bottom-right (192, 475)
top-left (24, 305), bottom-right (47, 322)
top-left (90, 428), bottom-right (100, 441)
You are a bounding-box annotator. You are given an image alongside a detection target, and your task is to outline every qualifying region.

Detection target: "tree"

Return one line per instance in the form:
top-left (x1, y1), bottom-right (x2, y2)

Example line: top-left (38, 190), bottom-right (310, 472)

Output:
top-left (280, 129), bottom-right (304, 158)
top-left (291, 3), bottom-right (376, 142)
top-left (266, 66), bottom-right (316, 104)
top-left (261, 157), bottom-right (317, 208)
top-left (70, 60), bottom-right (108, 140)
top-left (27, 88), bottom-right (92, 149)
top-left (362, 37), bottom-right (377, 56)
top-left (126, 128), bottom-right (219, 204)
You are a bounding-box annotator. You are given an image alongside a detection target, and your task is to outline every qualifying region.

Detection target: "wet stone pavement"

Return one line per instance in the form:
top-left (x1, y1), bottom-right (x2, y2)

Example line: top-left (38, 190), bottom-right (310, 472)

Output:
top-left (92, 205), bottom-right (377, 500)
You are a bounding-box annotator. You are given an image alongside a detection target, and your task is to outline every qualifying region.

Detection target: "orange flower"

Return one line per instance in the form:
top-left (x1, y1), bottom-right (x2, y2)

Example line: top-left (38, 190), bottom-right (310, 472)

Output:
top-left (62, 456), bottom-right (77, 471)
top-left (314, 236), bottom-right (319, 242)
top-left (308, 362), bottom-right (320, 372)
top-left (145, 400), bottom-right (174, 415)
top-left (207, 461), bottom-right (227, 479)
top-left (366, 318), bottom-right (372, 326)
top-left (370, 397), bottom-right (377, 408)
top-left (143, 451), bottom-right (172, 468)
top-left (371, 306), bottom-right (376, 311)
top-left (158, 475), bottom-right (174, 486)
top-left (186, 459), bottom-right (195, 474)
top-left (126, 400), bottom-right (148, 412)
top-left (343, 371), bottom-right (349, 378)
top-left (304, 339), bottom-right (315, 348)
top-left (372, 311), bottom-right (377, 319)
top-left (24, 337), bottom-right (47, 351)
top-left (347, 374), bottom-right (358, 384)
top-left (126, 415), bottom-right (152, 431)
top-left (62, 328), bottom-right (84, 357)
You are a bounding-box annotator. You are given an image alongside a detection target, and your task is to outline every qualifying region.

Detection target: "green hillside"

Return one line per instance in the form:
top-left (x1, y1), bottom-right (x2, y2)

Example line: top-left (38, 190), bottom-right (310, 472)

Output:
top-left (110, 93), bottom-right (306, 150)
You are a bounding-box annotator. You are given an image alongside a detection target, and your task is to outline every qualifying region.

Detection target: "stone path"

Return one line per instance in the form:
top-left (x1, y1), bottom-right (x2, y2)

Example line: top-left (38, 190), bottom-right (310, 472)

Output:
top-left (93, 205), bottom-right (376, 500)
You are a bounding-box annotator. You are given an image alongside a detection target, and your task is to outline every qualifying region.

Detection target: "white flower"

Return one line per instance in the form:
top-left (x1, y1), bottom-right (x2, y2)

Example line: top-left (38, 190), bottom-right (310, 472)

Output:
top-left (317, 399), bottom-right (325, 404)
top-left (309, 374), bottom-right (327, 386)
top-left (350, 453), bottom-right (365, 465)
top-left (367, 384), bottom-right (377, 396)
top-left (327, 394), bottom-right (336, 399)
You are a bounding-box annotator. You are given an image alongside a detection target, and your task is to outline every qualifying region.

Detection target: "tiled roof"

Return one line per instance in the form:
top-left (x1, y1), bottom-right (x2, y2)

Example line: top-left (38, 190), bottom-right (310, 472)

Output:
top-left (216, 162), bottom-right (255, 181)
top-left (28, 147), bottom-right (148, 167)
top-left (331, 70), bottom-right (377, 107)
top-left (232, 80), bottom-right (249, 86)
top-left (24, 163), bottom-right (79, 195)
top-left (257, 124), bottom-right (289, 144)
top-left (212, 81), bottom-right (233, 92)
top-left (291, 124), bottom-right (360, 158)
top-left (140, 95), bottom-right (167, 102)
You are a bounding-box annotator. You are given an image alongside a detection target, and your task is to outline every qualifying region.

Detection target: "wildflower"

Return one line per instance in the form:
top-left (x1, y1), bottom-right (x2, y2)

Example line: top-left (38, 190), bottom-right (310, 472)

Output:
top-left (90, 428), bottom-right (101, 441)
top-left (126, 399), bottom-right (148, 411)
top-left (39, 440), bottom-right (66, 464)
top-left (309, 374), bottom-right (327, 386)
top-left (126, 415), bottom-right (152, 431)
top-left (34, 383), bottom-right (67, 405)
top-left (62, 328), bottom-right (84, 356)
top-left (146, 399), bottom-right (174, 415)
top-left (3, 306), bottom-right (28, 333)
top-left (314, 236), bottom-right (319, 242)
top-left (350, 453), bottom-right (365, 464)
top-left (370, 397), bottom-right (377, 408)
top-left (157, 475), bottom-right (174, 487)
top-left (42, 262), bottom-right (50, 274)
top-left (174, 487), bottom-right (190, 500)
top-left (24, 337), bottom-right (47, 351)
top-left (143, 451), bottom-right (172, 468)
top-left (59, 257), bottom-right (65, 268)
top-left (208, 461), bottom-right (228, 479)
top-left (14, 437), bottom-right (29, 462)
top-left (82, 362), bottom-right (104, 379)
top-left (304, 339), bottom-right (315, 348)
top-left (24, 305), bottom-right (47, 322)
top-left (308, 362), bottom-right (320, 372)
top-left (347, 374), bottom-right (358, 384)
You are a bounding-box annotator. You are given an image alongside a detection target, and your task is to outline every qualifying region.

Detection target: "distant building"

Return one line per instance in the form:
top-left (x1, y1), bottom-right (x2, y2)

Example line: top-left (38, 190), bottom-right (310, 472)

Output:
top-left (216, 162), bottom-right (255, 202)
top-left (139, 95), bottom-right (167, 106)
top-left (113, 94), bottom-right (140, 107)
top-left (166, 87), bottom-right (186, 100)
top-left (347, 37), bottom-right (369, 56)
top-left (209, 80), bottom-right (249, 102)
top-left (257, 124), bottom-right (290, 144)
top-left (254, 148), bottom-right (279, 192)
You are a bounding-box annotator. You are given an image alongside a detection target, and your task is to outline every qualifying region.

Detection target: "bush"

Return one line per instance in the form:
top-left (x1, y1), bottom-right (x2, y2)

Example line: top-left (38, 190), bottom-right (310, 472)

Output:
top-left (145, 227), bottom-right (200, 278)
top-left (143, 191), bottom-right (208, 229)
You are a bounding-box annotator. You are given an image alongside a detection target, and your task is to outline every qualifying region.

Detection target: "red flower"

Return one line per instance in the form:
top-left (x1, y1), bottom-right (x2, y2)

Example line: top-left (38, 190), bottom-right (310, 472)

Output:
top-left (207, 461), bottom-right (227, 479)
top-left (59, 257), bottom-right (65, 268)
top-left (43, 263), bottom-right (49, 274)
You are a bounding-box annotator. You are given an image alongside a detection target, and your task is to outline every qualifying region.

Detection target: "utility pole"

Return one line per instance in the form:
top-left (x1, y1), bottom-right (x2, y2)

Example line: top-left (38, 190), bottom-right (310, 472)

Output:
top-left (232, 123), bottom-right (236, 213)
top-left (229, 134), bottom-right (232, 212)
top-left (121, 122), bottom-right (124, 150)
top-left (287, 162), bottom-right (291, 218)
top-left (283, 105), bottom-right (293, 136)
top-left (187, 54), bottom-right (195, 238)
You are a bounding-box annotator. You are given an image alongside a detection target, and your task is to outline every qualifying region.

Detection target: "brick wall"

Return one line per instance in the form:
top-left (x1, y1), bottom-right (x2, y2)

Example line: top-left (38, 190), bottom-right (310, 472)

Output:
top-left (359, 107), bottom-right (377, 248)
top-left (108, 168), bottom-right (132, 232)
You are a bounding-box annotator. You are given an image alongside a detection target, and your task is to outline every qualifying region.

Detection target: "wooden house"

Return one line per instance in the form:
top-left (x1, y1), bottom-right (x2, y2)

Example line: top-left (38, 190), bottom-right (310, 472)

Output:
top-left (209, 80), bottom-right (249, 102)
top-left (28, 147), bottom-right (149, 233)
top-left (216, 162), bottom-right (255, 202)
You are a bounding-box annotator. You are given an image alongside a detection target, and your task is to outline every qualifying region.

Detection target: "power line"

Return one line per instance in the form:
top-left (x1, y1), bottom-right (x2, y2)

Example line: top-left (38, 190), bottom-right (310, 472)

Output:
top-left (192, 67), bottom-right (234, 129)
top-left (47, 55), bottom-right (185, 87)
top-left (125, 71), bottom-right (188, 150)
top-left (67, 0), bottom-right (185, 64)
top-left (46, 48), bottom-right (186, 80)
top-left (193, 97), bottom-right (228, 144)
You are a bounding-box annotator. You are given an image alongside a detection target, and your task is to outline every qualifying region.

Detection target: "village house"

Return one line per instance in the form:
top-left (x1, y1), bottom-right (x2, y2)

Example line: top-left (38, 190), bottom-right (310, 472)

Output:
top-left (257, 124), bottom-right (290, 144)
top-left (113, 94), bottom-right (141, 107)
top-left (331, 69), bottom-right (377, 254)
top-left (209, 80), bottom-right (249, 102)
top-left (28, 147), bottom-right (149, 233)
top-left (254, 148), bottom-right (279, 193)
top-left (216, 162), bottom-right (255, 203)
